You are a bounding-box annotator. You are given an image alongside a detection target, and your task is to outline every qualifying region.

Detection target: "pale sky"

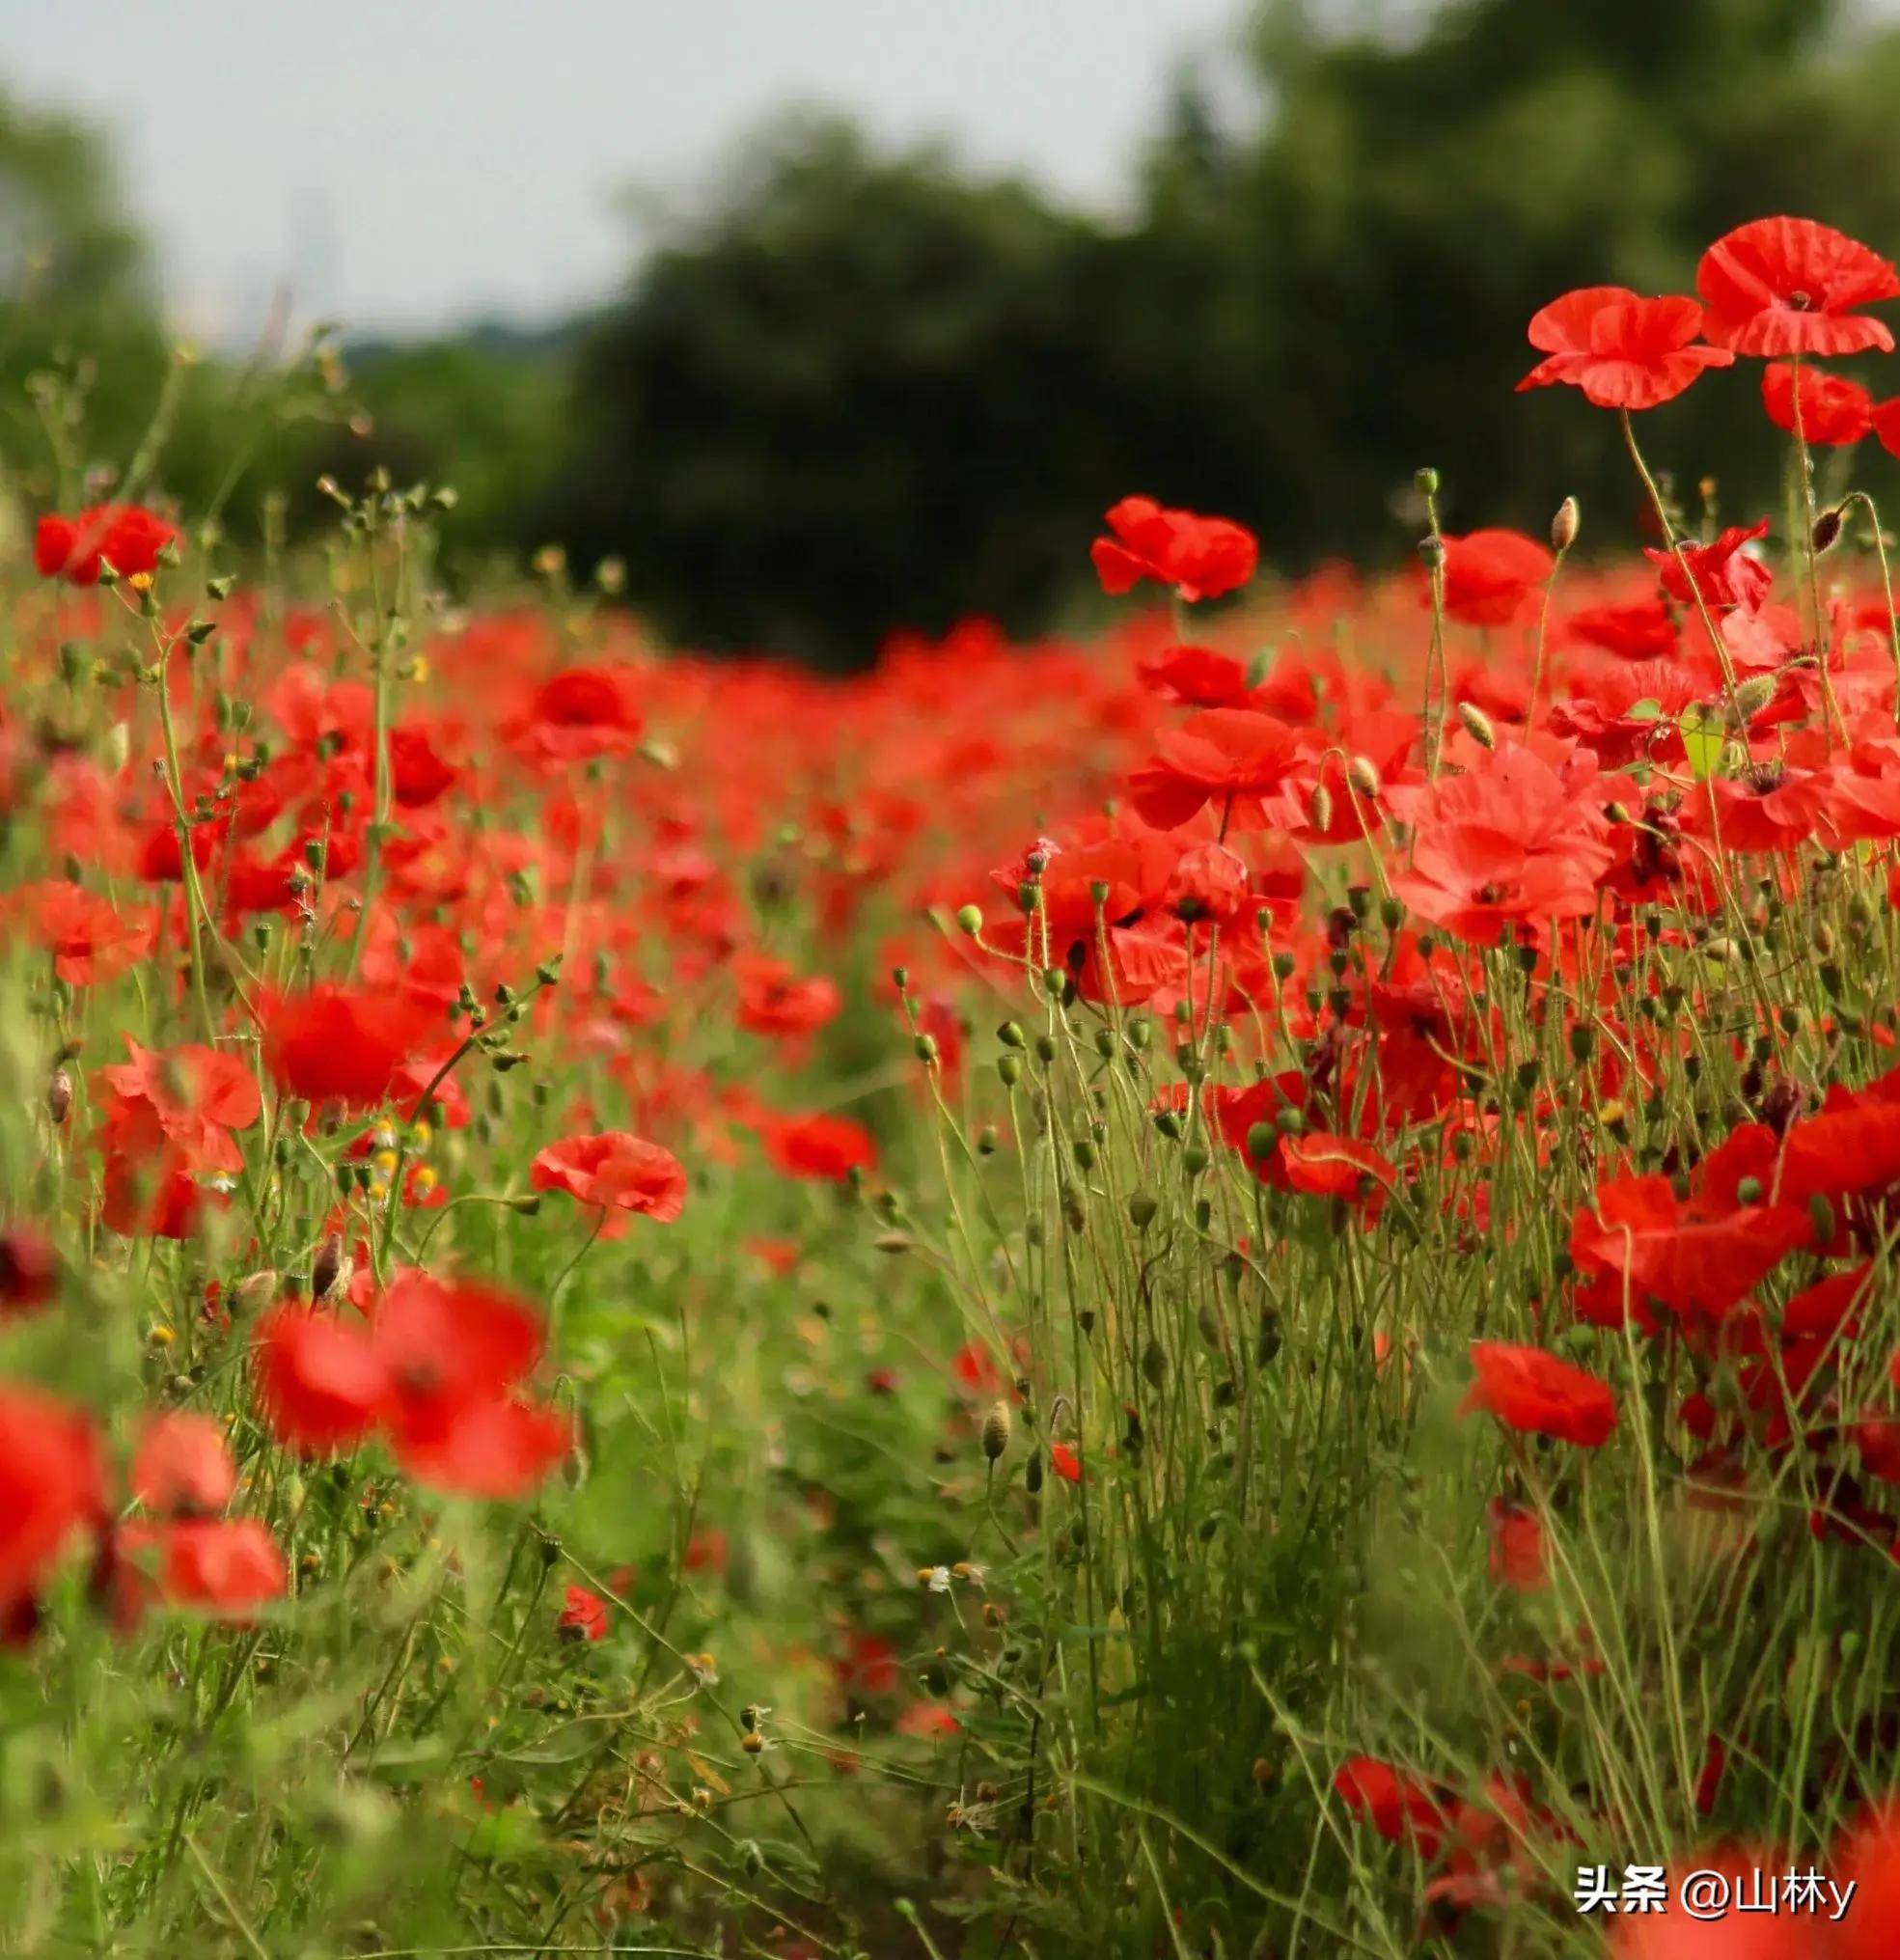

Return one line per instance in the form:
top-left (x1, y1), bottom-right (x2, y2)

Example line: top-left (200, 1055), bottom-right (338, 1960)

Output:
top-left (0, 0), bottom-right (1255, 344)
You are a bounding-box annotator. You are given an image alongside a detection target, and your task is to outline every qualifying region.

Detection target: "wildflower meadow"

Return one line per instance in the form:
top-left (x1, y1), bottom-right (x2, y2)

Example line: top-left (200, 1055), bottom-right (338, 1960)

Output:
top-left (14, 213), bottom-right (1900, 1958)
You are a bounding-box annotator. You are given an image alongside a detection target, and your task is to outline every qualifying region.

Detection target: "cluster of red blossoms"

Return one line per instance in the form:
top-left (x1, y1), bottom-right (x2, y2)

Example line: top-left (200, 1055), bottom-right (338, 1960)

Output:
top-left (11, 202), bottom-right (1900, 1946)
top-left (1, 1392), bottom-right (284, 1645)
top-left (1519, 216), bottom-right (1900, 418)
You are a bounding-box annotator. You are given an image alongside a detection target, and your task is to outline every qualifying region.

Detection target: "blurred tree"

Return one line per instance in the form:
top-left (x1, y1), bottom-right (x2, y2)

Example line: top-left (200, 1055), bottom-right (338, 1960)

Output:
top-left (545, 114), bottom-right (1142, 666)
top-left (282, 330), bottom-right (570, 558)
top-left (549, 0), bottom-right (1900, 661)
top-left (0, 87), bottom-right (171, 515)
top-left (1143, 0), bottom-right (1900, 557)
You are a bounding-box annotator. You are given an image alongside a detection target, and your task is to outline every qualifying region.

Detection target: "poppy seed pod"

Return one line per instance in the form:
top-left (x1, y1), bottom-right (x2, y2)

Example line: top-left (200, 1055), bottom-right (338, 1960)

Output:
top-left (981, 1400), bottom-right (1012, 1462)
top-left (1551, 496), bottom-right (1580, 553)
top-left (312, 1236), bottom-right (347, 1303)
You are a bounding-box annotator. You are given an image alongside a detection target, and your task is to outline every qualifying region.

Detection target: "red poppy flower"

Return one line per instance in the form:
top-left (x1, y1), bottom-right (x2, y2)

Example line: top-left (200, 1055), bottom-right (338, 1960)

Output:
top-left (508, 665), bottom-right (644, 764)
top-left (1485, 1500), bottom-right (1548, 1593)
top-left (1136, 642), bottom-right (1258, 708)
top-left (1761, 361), bottom-right (1873, 445)
top-left (985, 833), bottom-right (1184, 1006)
top-left (1128, 708), bottom-right (1305, 832)
top-left (732, 953), bottom-right (842, 1039)
top-left (1569, 1134), bottom-right (1809, 1328)
top-left (1333, 1755), bottom-right (1448, 1858)
top-left (1391, 742), bottom-right (1614, 943)
top-left (254, 1304), bottom-right (389, 1457)
top-left (1517, 286), bottom-right (1733, 409)
top-left (1090, 496), bottom-right (1257, 603)
top-left (133, 1517), bottom-right (287, 1620)
top-left (1698, 216), bottom-right (1900, 356)
top-left (1461, 1341), bottom-right (1617, 1449)
top-left (1835, 1801), bottom-right (1900, 1960)
top-left (6, 880), bottom-right (155, 986)
top-left (1279, 1133), bottom-right (1397, 1218)
top-left (372, 1272), bottom-right (570, 1500)
top-left (1874, 397), bottom-right (1900, 460)
top-left (131, 1413), bottom-right (237, 1517)
top-left (1436, 530), bottom-right (1553, 628)
top-left (1047, 1442), bottom-right (1083, 1484)
top-left (1608, 1849), bottom-right (1818, 1957)
top-left (0, 1387), bottom-right (104, 1618)
top-left (34, 505), bottom-right (177, 586)
top-left (96, 1038), bottom-right (261, 1174)
top-left (559, 1584), bottom-right (609, 1642)
top-left (262, 984), bottom-right (439, 1111)
top-left (530, 1130), bottom-right (687, 1233)
top-left (763, 1112), bottom-right (877, 1182)
top-left (387, 723), bottom-right (460, 807)
top-left (1645, 519), bottom-right (1773, 613)
top-left (0, 1228), bottom-right (59, 1318)
top-left (1563, 598), bottom-right (1680, 663)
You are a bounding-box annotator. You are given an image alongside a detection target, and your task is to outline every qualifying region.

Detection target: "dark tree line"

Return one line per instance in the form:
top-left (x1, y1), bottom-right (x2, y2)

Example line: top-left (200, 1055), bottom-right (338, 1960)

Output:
top-left (13, 0), bottom-right (1900, 664)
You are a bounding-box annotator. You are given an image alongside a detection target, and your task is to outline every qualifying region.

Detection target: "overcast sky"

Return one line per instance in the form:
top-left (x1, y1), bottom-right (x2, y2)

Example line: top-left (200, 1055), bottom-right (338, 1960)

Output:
top-left (0, 0), bottom-right (1258, 344)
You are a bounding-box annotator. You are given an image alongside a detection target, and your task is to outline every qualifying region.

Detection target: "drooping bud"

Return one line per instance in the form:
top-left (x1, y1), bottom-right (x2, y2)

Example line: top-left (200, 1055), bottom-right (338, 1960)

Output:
top-left (1551, 496), bottom-right (1580, 554)
top-left (1730, 675), bottom-right (1777, 725)
top-left (1308, 782), bottom-right (1334, 834)
top-left (1345, 754), bottom-right (1382, 800)
top-left (1812, 505), bottom-right (1844, 554)
top-left (981, 1400), bottom-right (1012, 1462)
top-left (1455, 701), bottom-right (1496, 750)
top-left (45, 1065), bottom-right (72, 1126)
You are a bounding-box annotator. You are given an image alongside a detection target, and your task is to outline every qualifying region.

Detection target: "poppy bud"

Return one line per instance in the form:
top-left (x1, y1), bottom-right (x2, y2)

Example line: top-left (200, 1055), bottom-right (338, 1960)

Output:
top-left (1551, 496), bottom-right (1580, 554)
top-left (45, 1065), bottom-right (71, 1126)
top-left (1455, 702), bottom-right (1496, 750)
top-left (1308, 783), bottom-right (1334, 833)
top-left (230, 1270), bottom-right (277, 1316)
top-left (312, 1236), bottom-right (347, 1302)
top-left (981, 1400), bottom-right (1012, 1462)
top-left (1730, 675), bottom-right (1777, 724)
top-left (1812, 506), bottom-right (1844, 554)
top-left (1026, 1449), bottom-right (1044, 1493)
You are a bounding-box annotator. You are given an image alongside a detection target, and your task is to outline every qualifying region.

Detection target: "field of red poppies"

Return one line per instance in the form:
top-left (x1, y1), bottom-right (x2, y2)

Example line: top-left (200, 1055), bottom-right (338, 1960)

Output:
top-left (12, 214), bottom-right (1900, 1956)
